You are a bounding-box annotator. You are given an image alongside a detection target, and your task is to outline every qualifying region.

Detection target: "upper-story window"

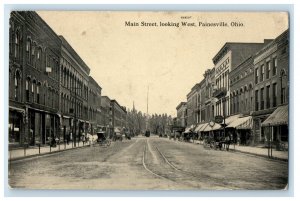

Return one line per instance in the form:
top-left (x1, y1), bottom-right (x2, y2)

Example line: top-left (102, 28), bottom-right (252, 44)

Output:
top-left (25, 79), bottom-right (30, 102)
top-left (255, 68), bottom-right (259, 84)
top-left (14, 71), bottom-right (21, 101)
top-left (273, 57), bottom-right (277, 76)
top-left (14, 30), bottom-right (20, 59)
top-left (37, 84), bottom-right (40, 104)
top-left (26, 38), bottom-right (31, 63)
top-left (273, 83), bottom-right (277, 107)
top-left (266, 61), bottom-right (271, 79)
top-left (32, 80), bottom-right (35, 102)
top-left (37, 47), bottom-right (42, 71)
top-left (260, 64), bottom-right (264, 82)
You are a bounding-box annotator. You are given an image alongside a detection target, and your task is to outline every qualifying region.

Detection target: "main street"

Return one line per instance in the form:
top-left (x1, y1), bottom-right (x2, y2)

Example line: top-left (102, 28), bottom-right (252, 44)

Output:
top-left (9, 136), bottom-right (288, 190)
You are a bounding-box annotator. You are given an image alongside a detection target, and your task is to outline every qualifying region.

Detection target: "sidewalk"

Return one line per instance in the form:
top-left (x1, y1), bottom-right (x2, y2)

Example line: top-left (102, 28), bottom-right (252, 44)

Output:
top-left (188, 139), bottom-right (288, 161)
top-left (8, 141), bottom-right (91, 161)
top-left (228, 144), bottom-right (288, 161)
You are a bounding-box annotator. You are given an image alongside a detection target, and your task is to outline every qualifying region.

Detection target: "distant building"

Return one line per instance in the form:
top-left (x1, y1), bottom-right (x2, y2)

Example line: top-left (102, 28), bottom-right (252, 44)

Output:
top-left (88, 76), bottom-right (102, 134)
top-left (176, 102), bottom-right (187, 127)
top-left (186, 83), bottom-right (200, 128)
top-left (100, 96), bottom-right (111, 128)
top-left (110, 99), bottom-right (127, 130)
top-left (202, 68), bottom-right (216, 122)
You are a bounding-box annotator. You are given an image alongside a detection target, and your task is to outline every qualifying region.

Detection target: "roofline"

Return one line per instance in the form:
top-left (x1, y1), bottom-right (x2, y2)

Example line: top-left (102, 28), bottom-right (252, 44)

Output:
top-left (111, 99), bottom-right (127, 113)
top-left (176, 102), bottom-right (187, 110)
top-left (59, 35), bottom-right (91, 74)
top-left (89, 76), bottom-right (102, 90)
top-left (212, 42), bottom-right (265, 64)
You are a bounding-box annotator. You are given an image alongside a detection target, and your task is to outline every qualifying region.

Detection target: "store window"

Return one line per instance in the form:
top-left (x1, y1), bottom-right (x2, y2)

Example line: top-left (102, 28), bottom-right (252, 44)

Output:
top-left (9, 111), bottom-right (22, 145)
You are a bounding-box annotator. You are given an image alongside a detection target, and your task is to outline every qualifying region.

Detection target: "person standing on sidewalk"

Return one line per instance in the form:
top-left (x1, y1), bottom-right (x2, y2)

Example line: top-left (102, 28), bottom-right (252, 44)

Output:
top-left (225, 135), bottom-right (230, 151)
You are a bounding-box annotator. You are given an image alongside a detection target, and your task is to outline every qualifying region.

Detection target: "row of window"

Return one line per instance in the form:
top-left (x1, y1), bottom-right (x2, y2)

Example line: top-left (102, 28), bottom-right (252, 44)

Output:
top-left (61, 93), bottom-right (100, 121)
top-left (255, 57), bottom-right (278, 84)
top-left (9, 24), bottom-right (60, 81)
top-left (216, 70), bottom-right (229, 92)
top-left (230, 89), bottom-right (253, 114)
top-left (25, 79), bottom-right (59, 109)
top-left (230, 67), bottom-right (253, 85)
top-left (9, 69), bottom-right (59, 110)
top-left (61, 67), bottom-right (89, 100)
top-left (254, 82), bottom-right (286, 111)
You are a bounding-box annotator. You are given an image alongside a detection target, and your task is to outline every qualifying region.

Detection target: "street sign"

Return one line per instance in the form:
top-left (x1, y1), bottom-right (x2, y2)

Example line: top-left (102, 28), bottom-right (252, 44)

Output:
top-left (215, 115), bottom-right (224, 124)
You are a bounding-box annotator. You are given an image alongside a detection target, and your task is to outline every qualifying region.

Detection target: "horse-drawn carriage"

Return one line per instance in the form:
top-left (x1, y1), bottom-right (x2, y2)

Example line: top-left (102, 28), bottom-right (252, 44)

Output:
top-left (96, 131), bottom-right (111, 147)
top-left (203, 135), bottom-right (231, 150)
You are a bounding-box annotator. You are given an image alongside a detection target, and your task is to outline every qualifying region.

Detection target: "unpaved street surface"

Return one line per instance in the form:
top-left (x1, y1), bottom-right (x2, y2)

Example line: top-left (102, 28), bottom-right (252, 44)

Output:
top-left (9, 136), bottom-right (288, 190)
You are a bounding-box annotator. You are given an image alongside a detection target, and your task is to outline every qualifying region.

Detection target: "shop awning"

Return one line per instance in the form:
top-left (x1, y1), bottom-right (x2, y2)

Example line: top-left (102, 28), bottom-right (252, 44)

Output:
top-left (199, 123), bottom-right (209, 132)
top-left (9, 106), bottom-right (25, 113)
top-left (203, 123), bottom-right (222, 132)
top-left (194, 123), bottom-right (206, 132)
top-left (227, 116), bottom-right (253, 129)
top-left (224, 114), bottom-right (241, 126)
top-left (184, 124), bottom-right (195, 133)
top-left (262, 105), bottom-right (288, 127)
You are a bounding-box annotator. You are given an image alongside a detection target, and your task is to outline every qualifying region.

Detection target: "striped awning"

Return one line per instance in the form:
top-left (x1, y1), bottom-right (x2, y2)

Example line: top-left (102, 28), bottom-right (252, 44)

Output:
top-left (184, 124), bottom-right (195, 133)
top-left (199, 123), bottom-right (209, 132)
top-left (203, 123), bottom-right (222, 132)
top-left (227, 116), bottom-right (253, 129)
top-left (194, 123), bottom-right (206, 132)
top-left (262, 105), bottom-right (288, 127)
top-left (225, 114), bottom-right (241, 125)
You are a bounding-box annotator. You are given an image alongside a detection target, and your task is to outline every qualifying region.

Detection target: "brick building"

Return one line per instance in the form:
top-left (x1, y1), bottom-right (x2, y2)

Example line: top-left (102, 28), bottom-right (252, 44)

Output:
top-left (88, 76), bottom-right (102, 134)
top-left (186, 83), bottom-right (200, 128)
top-left (176, 102), bottom-right (187, 127)
top-left (252, 30), bottom-right (289, 146)
top-left (9, 11), bottom-right (61, 147)
top-left (110, 100), bottom-right (127, 130)
top-left (59, 36), bottom-right (90, 145)
top-left (100, 96), bottom-right (111, 129)
top-left (212, 42), bottom-right (267, 119)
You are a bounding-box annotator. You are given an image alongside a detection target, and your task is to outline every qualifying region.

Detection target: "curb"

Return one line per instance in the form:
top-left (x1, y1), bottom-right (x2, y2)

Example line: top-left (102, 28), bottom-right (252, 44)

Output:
top-left (228, 148), bottom-right (288, 162)
top-left (169, 139), bottom-right (288, 163)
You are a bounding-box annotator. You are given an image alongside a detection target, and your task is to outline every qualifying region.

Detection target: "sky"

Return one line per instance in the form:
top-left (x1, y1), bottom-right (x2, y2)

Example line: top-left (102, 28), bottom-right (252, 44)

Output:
top-left (37, 11), bottom-right (288, 117)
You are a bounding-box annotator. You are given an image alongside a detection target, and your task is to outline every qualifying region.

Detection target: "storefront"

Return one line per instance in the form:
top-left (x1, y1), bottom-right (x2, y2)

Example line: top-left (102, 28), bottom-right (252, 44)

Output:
top-left (9, 107), bottom-right (25, 147)
top-left (262, 105), bottom-right (288, 150)
top-left (203, 122), bottom-right (222, 140)
top-left (26, 108), bottom-right (60, 146)
top-left (61, 116), bottom-right (72, 142)
top-left (227, 116), bottom-right (253, 145)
